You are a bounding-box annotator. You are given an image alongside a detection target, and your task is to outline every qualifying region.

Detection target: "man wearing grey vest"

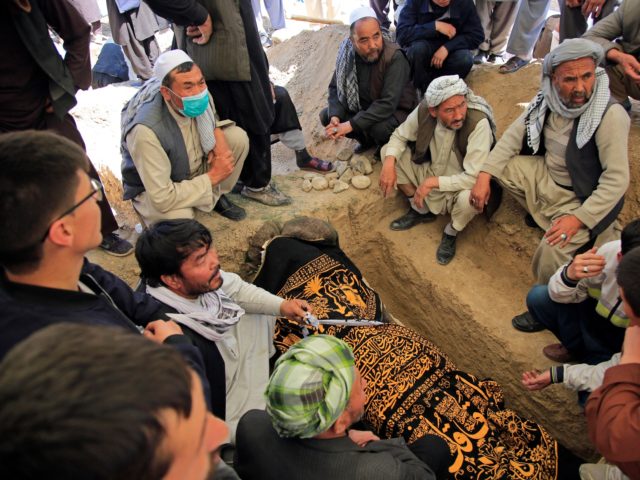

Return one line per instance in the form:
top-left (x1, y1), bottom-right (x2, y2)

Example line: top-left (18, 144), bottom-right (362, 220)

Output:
top-left (470, 39), bottom-right (630, 287)
top-left (121, 50), bottom-right (249, 226)
top-left (379, 75), bottom-right (495, 265)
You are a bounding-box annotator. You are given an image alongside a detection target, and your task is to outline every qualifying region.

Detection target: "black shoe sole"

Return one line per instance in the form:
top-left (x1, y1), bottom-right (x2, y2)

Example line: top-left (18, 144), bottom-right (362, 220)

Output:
top-left (511, 316), bottom-right (545, 333)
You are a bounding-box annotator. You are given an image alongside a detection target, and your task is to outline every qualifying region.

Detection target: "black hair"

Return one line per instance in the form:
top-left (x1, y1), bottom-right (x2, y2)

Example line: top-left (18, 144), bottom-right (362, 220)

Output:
top-left (621, 218), bottom-right (640, 255)
top-left (161, 61), bottom-right (195, 88)
top-left (0, 130), bottom-right (87, 272)
top-left (136, 219), bottom-right (212, 287)
top-left (618, 247), bottom-right (640, 318)
top-left (0, 323), bottom-right (193, 479)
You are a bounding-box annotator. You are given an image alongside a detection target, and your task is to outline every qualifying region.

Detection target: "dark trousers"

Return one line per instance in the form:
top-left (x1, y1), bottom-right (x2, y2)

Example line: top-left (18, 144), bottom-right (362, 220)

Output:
top-left (272, 85), bottom-right (302, 134)
top-left (406, 40), bottom-right (474, 93)
top-left (526, 285), bottom-right (626, 364)
top-left (319, 107), bottom-right (399, 147)
top-left (43, 113), bottom-right (119, 236)
top-left (407, 434), bottom-right (452, 480)
top-left (369, 0), bottom-right (399, 29)
top-left (559, 0), bottom-right (618, 41)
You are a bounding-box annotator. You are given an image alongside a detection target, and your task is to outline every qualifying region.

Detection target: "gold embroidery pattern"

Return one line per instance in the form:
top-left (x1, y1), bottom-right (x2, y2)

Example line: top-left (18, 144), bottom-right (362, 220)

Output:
top-left (272, 257), bottom-right (559, 480)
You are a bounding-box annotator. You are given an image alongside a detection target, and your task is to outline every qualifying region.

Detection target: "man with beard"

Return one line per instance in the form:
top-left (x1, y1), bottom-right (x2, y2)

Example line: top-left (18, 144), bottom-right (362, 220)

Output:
top-left (135, 219), bottom-right (310, 440)
top-left (321, 6), bottom-right (417, 156)
top-left (379, 75), bottom-right (496, 265)
top-left (470, 38), bottom-right (629, 290)
top-left (396, 0), bottom-right (483, 93)
top-left (234, 335), bottom-right (451, 480)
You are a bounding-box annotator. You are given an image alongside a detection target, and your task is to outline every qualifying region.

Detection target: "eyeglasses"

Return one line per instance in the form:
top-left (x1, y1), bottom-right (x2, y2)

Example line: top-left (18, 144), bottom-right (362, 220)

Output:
top-left (41, 178), bottom-right (104, 242)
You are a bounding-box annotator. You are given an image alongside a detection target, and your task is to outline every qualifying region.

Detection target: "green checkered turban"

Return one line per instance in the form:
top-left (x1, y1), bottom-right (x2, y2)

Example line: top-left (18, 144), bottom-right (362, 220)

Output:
top-left (265, 335), bottom-right (355, 438)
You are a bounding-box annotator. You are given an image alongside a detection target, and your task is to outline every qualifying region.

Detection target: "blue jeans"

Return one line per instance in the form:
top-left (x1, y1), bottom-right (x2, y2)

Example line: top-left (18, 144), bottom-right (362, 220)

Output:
top-left (526, 285), bottom-right (625, 364)
top-left (406, 40), bottom-right (474, 92)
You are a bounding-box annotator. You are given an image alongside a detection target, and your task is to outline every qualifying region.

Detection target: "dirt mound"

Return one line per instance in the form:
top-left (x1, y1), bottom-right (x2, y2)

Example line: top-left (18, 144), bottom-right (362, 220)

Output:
top-left (85, 25), bottom-right (640, 459)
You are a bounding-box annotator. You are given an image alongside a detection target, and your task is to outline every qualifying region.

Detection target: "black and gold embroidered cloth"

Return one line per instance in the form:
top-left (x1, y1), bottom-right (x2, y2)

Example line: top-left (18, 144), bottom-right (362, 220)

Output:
top-left (254, 237), bottom-right (575, 480)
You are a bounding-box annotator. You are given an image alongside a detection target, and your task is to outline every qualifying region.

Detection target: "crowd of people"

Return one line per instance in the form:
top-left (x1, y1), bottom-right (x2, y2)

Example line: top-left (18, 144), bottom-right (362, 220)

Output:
top-left (0, 0), bottom-right (639, 479)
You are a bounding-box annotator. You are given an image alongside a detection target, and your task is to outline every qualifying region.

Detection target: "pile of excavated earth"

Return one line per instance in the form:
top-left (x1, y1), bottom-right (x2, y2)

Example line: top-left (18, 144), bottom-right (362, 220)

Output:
top-left (80, 24), bottom-right (640, 459)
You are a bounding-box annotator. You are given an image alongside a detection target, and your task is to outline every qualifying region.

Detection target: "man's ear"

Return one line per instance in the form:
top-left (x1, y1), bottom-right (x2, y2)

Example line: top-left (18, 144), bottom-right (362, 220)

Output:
top-left (159, 85), bottom-right (172, 103)
top-left (47, 218), bottom-right (74, 248)
top-left (160, 273), bottom-right (182, 291)
top-left (329, 410), bottom-right (352, 437)
top-left (428, 106), bottom-right (438, 118)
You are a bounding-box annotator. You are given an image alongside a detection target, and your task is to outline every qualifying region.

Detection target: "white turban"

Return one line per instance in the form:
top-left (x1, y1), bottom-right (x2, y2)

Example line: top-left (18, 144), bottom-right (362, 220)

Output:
top-left (425, 75), bottom-right (469, 108)
top-left (153, 49), bottom-right (194, 83)
top-left (349, 6), bottom-right (378, 26)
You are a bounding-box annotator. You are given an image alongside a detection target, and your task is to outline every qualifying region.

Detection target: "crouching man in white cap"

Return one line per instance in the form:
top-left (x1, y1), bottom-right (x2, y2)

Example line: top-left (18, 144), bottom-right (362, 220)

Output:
top-left (379, 75), bottom-right (495, 265)
top-left (121, 49), bottom-right (249, 225)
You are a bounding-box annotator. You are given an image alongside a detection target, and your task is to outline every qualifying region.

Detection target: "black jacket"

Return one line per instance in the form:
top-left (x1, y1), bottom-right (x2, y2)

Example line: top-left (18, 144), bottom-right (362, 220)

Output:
top-left (0, 260), bottom-right (212, 407)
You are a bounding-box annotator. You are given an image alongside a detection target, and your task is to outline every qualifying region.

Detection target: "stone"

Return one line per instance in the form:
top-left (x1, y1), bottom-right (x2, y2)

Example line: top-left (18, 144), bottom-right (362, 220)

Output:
top-left (351, 175), bottom-right (371, 189)
top-left (351, 155), bottom-right (373, 175)
top-left (339, 167), bottom-right (354, 184)
top-left (336, 147), bottom-right (353, 162)
top-left (325, 171), bottom-right (339, 181)
top-left (328, 178), bottom-right (337, 188)
top-left (303, 172), bottom-right (317, 180)
top-left (335, 160), bottom-right (349, 177)
top-left (301, 179), bottom-right (313, 192)
top-left (333, 180), bottom-right (349, 193)
top-left (311, 176), bottom-right (329, 190)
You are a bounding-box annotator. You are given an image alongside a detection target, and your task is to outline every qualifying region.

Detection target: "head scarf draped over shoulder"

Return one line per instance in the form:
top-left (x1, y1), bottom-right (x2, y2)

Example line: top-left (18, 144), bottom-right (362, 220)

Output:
top-left (525, 38), bottom-right (609, 153)
top-left (265, 335), bottom-right (355, 439)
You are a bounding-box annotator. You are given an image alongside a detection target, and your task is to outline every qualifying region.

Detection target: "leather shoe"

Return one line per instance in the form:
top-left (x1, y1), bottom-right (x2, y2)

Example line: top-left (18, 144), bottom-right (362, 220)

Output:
top-left (542, 343), bottom-right (575, 363)
top-left (436, 233), bottom-right (457, 265)
top-left (213, 194), bottom-right (246, 221)
top-left (390, 208), bottom-right (436, 231)
top-left (511, 311), bottom-right (545, 332)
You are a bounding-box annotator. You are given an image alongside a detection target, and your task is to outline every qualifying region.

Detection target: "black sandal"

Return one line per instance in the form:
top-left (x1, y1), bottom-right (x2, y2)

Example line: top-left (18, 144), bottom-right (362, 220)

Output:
top-left (499, 56), bottom-right (529, 74)
top-left (297, 156), bottom-right (335, 173)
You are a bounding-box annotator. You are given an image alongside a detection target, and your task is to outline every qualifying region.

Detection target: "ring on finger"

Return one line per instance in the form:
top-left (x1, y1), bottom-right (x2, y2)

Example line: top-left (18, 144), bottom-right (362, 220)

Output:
top-left (560, 233), bottom-right (567, 241)
top-left (583, 266), bottom-right (589, 273)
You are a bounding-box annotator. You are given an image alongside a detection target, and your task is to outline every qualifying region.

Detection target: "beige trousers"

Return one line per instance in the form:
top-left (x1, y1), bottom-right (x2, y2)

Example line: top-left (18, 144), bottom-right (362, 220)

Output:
top-left (216, 313), bottom-right (276, 443)
top-left (133, 124), bottom-right (249, 226)
top-left (498, 155), bottom-right (617, 284)
top-left (388, 145), bottom-right (480, 232)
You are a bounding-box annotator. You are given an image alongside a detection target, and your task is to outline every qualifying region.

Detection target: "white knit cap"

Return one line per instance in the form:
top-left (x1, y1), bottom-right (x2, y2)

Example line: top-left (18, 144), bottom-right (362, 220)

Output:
top-left (153, 49), bottom-right (194, 82)
top-left (349, 6), bottom-right (378, 26)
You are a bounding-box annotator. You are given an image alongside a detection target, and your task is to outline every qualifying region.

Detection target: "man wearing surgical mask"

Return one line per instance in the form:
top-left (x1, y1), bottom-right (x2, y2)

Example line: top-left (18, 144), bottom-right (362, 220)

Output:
top-left (121, 50), bottom-right (250, 226)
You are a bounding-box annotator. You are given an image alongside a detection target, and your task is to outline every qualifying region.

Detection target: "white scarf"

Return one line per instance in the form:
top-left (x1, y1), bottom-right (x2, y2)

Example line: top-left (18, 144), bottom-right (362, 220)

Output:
top-left (146, 285), bottom-right (244, 342)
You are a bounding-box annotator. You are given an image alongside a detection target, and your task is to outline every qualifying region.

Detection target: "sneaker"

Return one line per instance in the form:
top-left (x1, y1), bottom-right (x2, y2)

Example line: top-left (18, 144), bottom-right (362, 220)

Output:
top-left (213, 194), bottom-right (246, 221)
top-left (542, 343), bottom-right (575, 363)
top-left (436, 233), bottom-right (457, 265)
top-left (99, 232), bottom-right (133, 257)
top-left (487, 53), bottom-right (504, 63)
top-left (390, 208), bottom-right (437, 231)
top-left (241, 183), bottom-right (291, 207)
top-left (474, 50), bottom-right (488, 64)
top-left (512, 311), bottom-right (545, 333)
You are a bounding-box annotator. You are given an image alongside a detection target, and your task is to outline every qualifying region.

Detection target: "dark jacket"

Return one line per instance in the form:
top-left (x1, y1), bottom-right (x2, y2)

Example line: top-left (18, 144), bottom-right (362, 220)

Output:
top-left (328, 41), bottom-right (416, 133)
top-left (235, 409), bottom-right (436, 480)
top-left (396, 0), bottom-right (483, 52)
top-left (0, 260), bottom-right (212, 408)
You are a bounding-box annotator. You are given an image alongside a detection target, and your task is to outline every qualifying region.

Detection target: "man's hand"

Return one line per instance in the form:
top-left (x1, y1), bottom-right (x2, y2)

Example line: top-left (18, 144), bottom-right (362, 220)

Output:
top-left (348, 429), bottom-right (380, 447)
top-left (414, 176), bottom-right (438, 209)
top-left (544, 214), bottom-right (584, 248)
top-left (379, 156), bottom-right (397, 198)
top-left (565, 0), bottom-right (582, 7)
top-left (325, 120), bottom-right (352, 140)
top-left (280, 299), bottom-right (312, 323)
top-left (618, 53), bottom-right (640, 85)
top-left (144, 320), bottom-right (183, 344)
top-left (431, 46), bottom-right (449, 69)
top-left (620, 325), bottom-right (640, 364)
top-left (435, 21), bottom-right (456, 39)
top-left (186, 14), bottom-right (213, 45)
top-left (521, 370), bottom-right (552, 391)
top-left (566, 247), bottom-right (606, 281)
top-left (582, 0), bottom-right (605, 18)
top-left (470, 172), bottom-right (492, 212)
top-left (207, 148), bottom-right (234, 186)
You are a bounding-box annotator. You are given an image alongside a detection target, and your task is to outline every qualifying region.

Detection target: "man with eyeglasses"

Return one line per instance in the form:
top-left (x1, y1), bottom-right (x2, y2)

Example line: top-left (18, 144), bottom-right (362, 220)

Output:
top-left (0, 131), bottom-right (212, 408)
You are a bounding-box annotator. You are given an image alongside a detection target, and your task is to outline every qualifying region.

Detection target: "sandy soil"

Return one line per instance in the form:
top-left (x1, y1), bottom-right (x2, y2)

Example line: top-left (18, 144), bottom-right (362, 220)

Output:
top-left (79, 24), bottom-right (640, 458)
